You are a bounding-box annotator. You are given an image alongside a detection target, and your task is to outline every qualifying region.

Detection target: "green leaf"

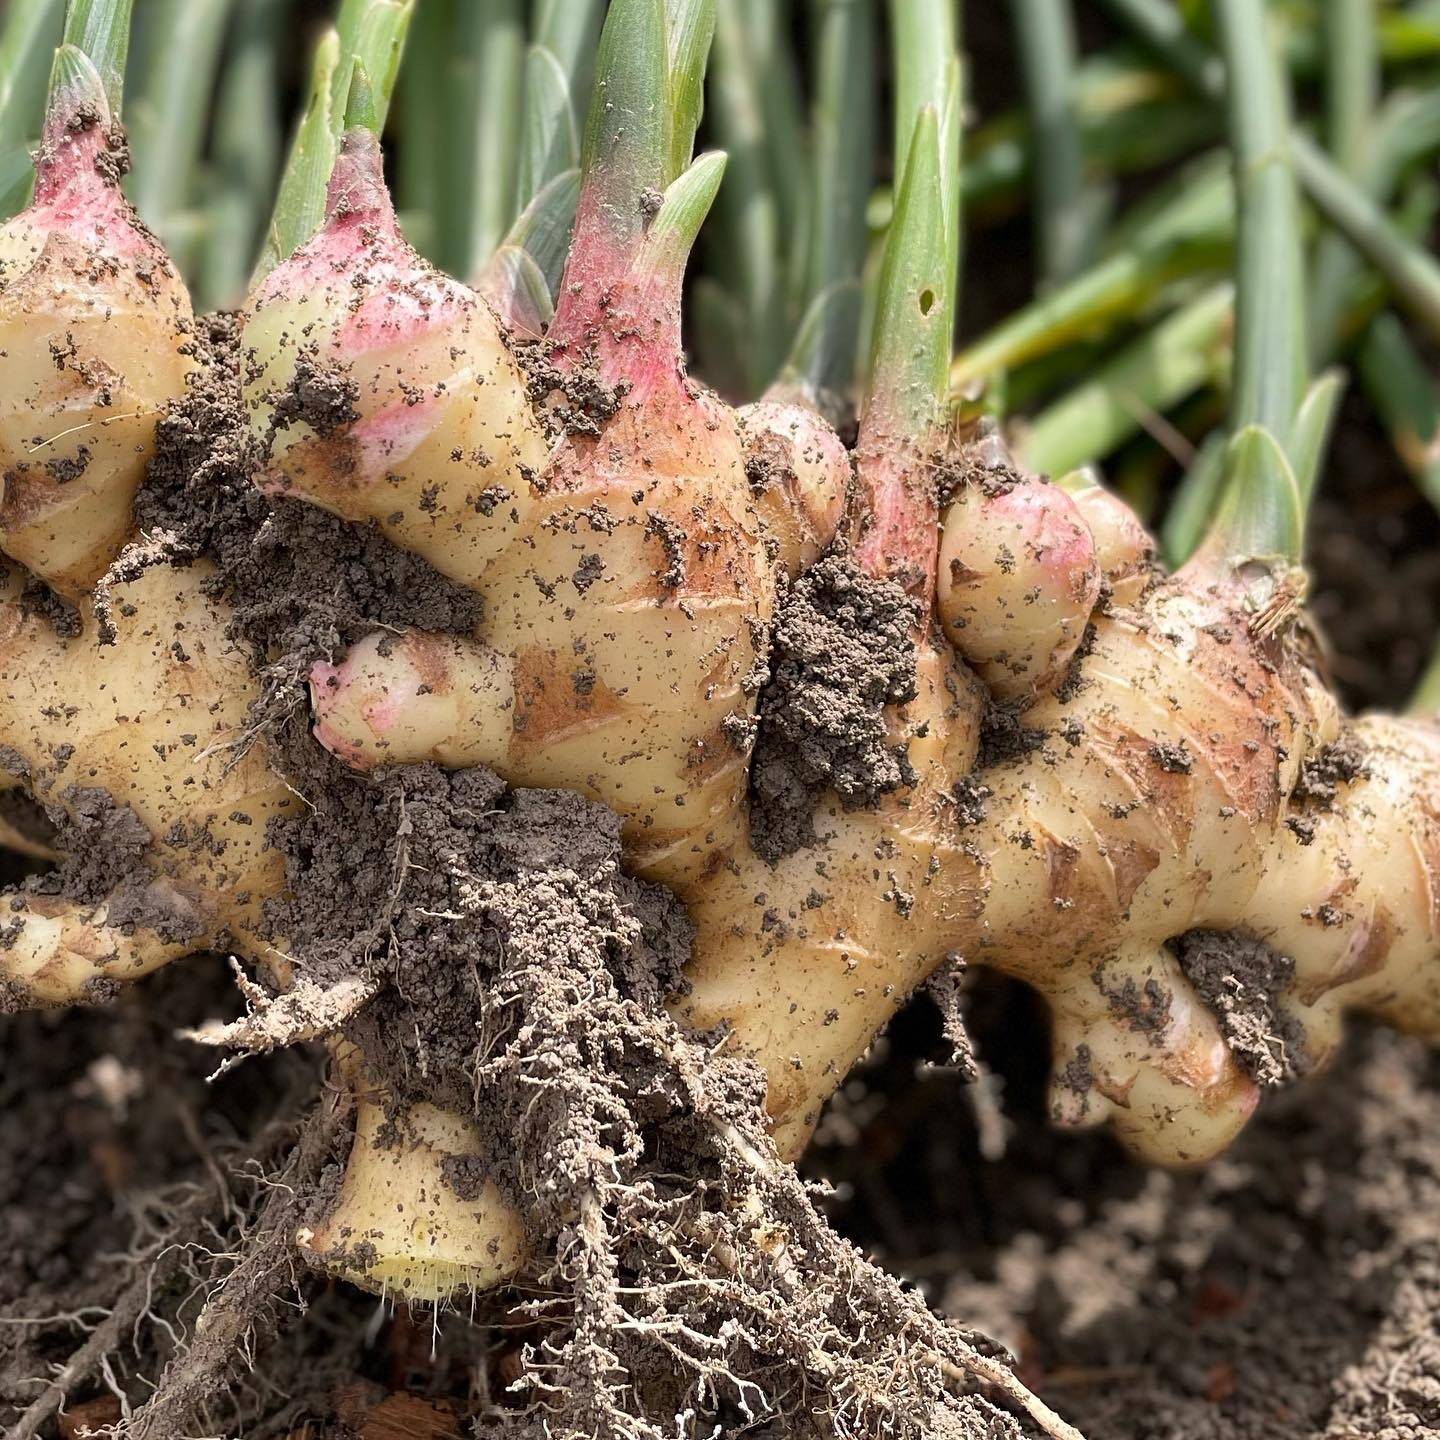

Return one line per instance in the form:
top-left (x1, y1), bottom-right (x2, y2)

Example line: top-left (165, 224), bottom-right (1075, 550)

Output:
top-left (125, 0), bottom-right (234, 245)
top-left (576, 0), bottom-right (668, 247)
top-left (500, 166), bottom-right (580, 299)
top-left (477, 245), bottom-right (555, 335)
top-left (1215, 0), bottom-right (1306, 461)
top-left (708, 1), bottom-right (788, 392)
top-left (257, 0), bottom-right (414, 279)
top-left (1288, 368), bottom-right (1346, 508)
top-left (1012, 0), bottom-right (1103, 286)
top-left (62, 0), bottom-right (132, 115)
top-left (774, 279), bottom-right (864, 420)
top-left (640, 148), bottom-right (727, 276)
top-left (663, 0), bottom-right (717, 182)
top-left (0, 0), bottom-right (62, 150)
top-left (197, 0), bottom-right (284, 309)
top-left (782, 0), bottom-right (874, 402)
top-left (863, 106), bottom-right (950, 438)
top-left (950, 163), bottom-right (1229, 391)
top-left (255, 28), bottom-right (340, 279)
top-left (515, 44), bottom-right (579, 213)
top-left (1019, 281), bottom-right (1232, 478)
top-left (533, 0), bottom-right (604, 118)
top-left (1358, 312), bottom-right (1440, 509)
top-left (460, 0), bottom-right (523, 275)
top-left (1107, 0), bottom-right (1440, 347)
top-left (343, 58), bottom-right (379, 135)
top-left (331, 0), bottom-right (413, 125)
top-left (1161, 428), bottom-right (1227, 567)
top-left (1202, 423), bottom-right (1303, 566)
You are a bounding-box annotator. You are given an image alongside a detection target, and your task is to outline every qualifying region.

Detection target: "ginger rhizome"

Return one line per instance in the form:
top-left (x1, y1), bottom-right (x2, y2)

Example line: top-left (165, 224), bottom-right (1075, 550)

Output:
top-left (0, 0), bottom-right (1437, 1348)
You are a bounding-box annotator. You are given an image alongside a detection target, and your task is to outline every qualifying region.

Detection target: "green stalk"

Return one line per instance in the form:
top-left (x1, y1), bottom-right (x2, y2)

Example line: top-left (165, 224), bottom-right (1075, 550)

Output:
top-left (513, 44), bottom-right (580, 214)
top-left (1103, 0), bottom-right (1440, 344)
top-left (1309, 0), bottom-right (1378, 363)
top-left (708, 2), bottom-right (789, 391)
top-left (865, 108), bottom-right (951, 437)
top-left (0, 0), bottom-right (61, 133)
top-left (62, 0), bottom-right (133, 113)
top-left (738, 0), bottom-right (806, 249)
top-left (0, 0), bottom-right (63, 217)
top-left (460, 0), bottom-right (524, 276)
top-left (1011, 0), bottom-right (1099, 285)
top-left (771, 0), bottom-right (875, 411)
top-left (951, 153), bottom-right (1230, 394)
top-left (1179, 0), bottom-right (1310, 575)
top-left (199, 0), bottom-right (285, 310)
top-left (533, 0), bottom-right (605, 126)
top-left (849, 0), bottom-right (961, 597)
top-left (1022, 170), bottom-right (1437, 481)
top-left (1018, 281), bottom-right (1232, 478)
top-left (889, 0), bottom-right (960, 312)
top-left (1358, 312), bottom-right (1440, 508)
top-left (1217, 0), bottom-right (1306, 453)
top-left (548, 0), bottom-right (718, 348)
top-left (962, 54), bottom-right (1216, 218)
top-left (1160, 427), bottom-right (1228, 565)
top-left (257, 0), bottom-right (415, 279)
top-left (393, 0), bottom-right (447, 259)
top-left (125, 0), bottom-right (234, 257)
top-left (1380, 4), bottom-right (1440, 64)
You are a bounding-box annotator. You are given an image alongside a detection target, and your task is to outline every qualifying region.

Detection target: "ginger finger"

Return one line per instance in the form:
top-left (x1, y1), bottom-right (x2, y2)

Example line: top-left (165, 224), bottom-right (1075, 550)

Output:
top-left (0, 561), bottom-right (293, 1006)
top-left (737, 399), bottom-right (850, 573)
top-left (1054, 466), bottom-right (1156, 607)
top-left (0, 885), bottom-right (208, 1009)
top-left (1250, 715), bottom-right (1440, 1064)
top-left (0, 51), bottom-right (192, 600)
top-left (936, 459), bottom-right (1101, 704)
top-left (241, 130), bottom-right (548, 594)
top-left (295, 1058), bottom-right (527, 1301)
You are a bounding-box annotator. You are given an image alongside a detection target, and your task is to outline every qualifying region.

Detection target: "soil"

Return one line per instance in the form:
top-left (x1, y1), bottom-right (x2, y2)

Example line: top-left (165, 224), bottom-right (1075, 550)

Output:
top-left (807, 985), bottom-right (1440, 1440)
top-left (748, 553), bottom-right (921, 861)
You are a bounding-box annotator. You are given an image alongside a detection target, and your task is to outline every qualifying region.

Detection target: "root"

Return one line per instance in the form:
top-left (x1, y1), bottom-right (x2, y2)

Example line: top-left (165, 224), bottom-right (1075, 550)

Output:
top-left (280, 764), bottom-right (1084, 1438)
top-left (181, 963), bottom-right (377, 1052)
top-left (121, 1083), bottom-right (353, 1439)
top-left (7, 1096), bottom-right (310, 1440)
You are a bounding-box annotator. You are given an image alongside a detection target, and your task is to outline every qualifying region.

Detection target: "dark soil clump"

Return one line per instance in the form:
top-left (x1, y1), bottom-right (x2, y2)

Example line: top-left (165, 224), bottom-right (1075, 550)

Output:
top-left (1171, 928), bottom-right (1309, 1086)
top-left (748, 553), bottom-right (920, 861)
top-left (129, 312), bottom-right (483, 732)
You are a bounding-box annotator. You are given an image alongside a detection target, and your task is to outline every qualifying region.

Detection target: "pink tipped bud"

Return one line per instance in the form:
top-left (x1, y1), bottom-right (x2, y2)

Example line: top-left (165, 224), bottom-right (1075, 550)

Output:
top-left (310, 630), bottom-right (513, 773)
top-left (937, 475), bottom-right (1101, 702)
top-left (737, 400), bottom-right (849, 574)
top-left (243, 130), bottom-right (546, 593)
top-left (0, 87), bottom-right (192, 596)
